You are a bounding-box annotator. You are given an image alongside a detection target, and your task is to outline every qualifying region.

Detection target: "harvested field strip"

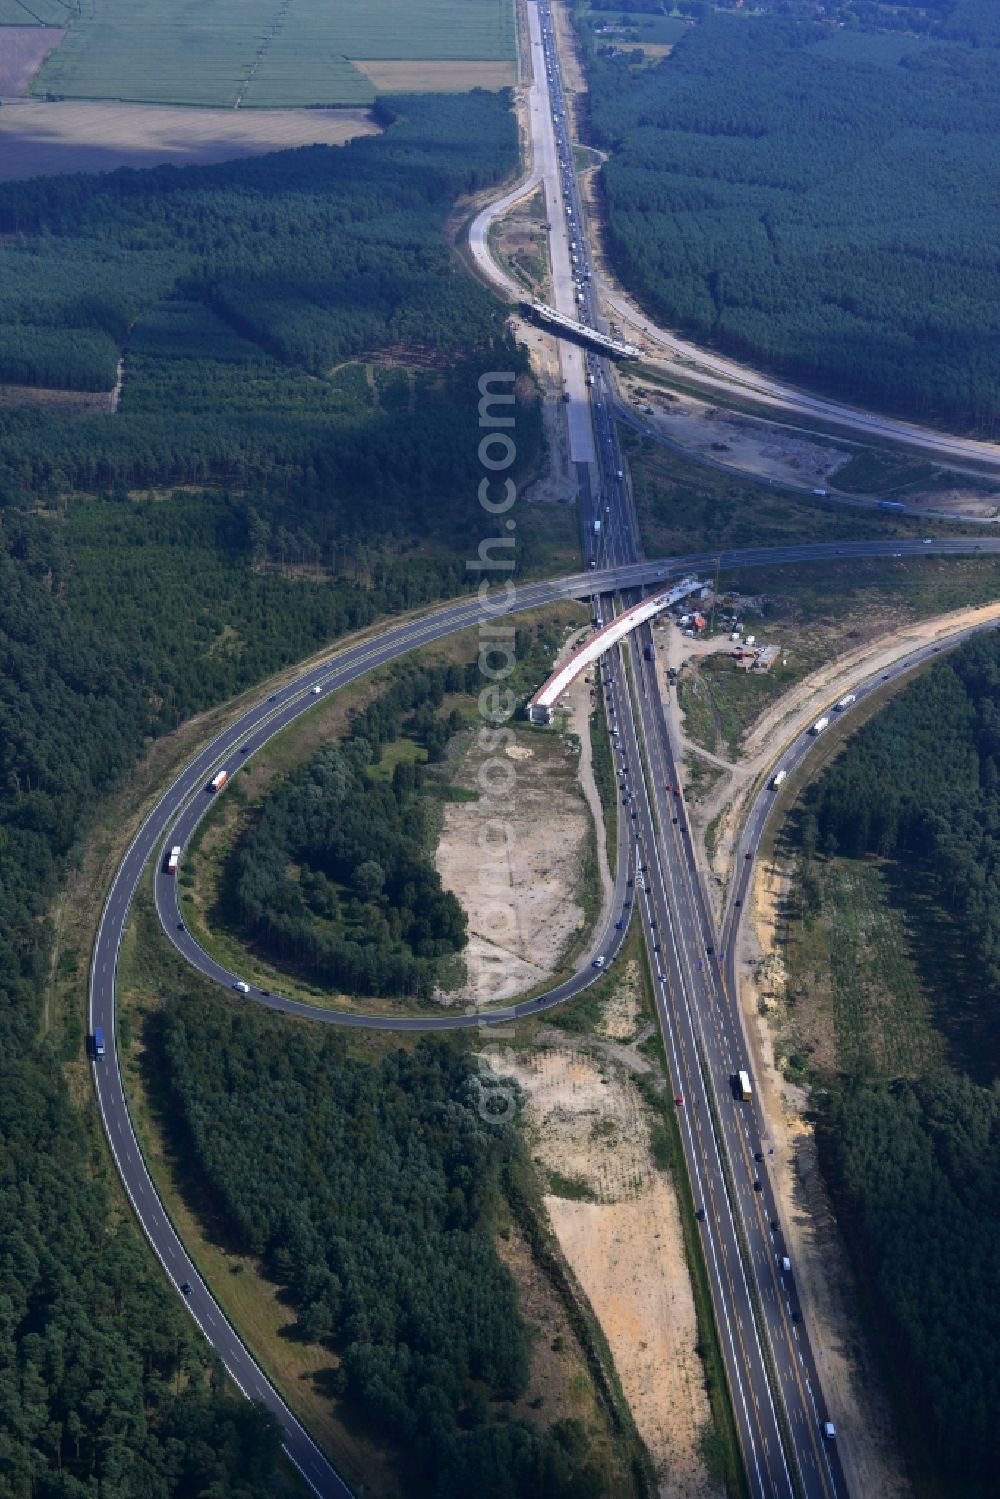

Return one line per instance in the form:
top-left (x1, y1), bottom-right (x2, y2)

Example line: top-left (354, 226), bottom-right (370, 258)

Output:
top-left (0, 101), bottom-right (378, 183)
top-left (0, 23), bottom-right (63, 92)
top-left (354, 59), bottom-right (515, 92)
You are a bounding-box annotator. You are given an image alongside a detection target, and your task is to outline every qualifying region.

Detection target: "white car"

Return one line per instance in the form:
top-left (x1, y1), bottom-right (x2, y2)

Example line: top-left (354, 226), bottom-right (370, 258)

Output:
top-left (311, 685), bottom-right (322, 695)
top-left (592, 956), bottom-right (606, 970)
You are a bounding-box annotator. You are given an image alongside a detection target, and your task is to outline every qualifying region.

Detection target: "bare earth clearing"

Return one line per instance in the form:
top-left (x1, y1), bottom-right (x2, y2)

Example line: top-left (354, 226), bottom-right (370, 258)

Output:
top-left (619, 376), bottom-right (1000, 514)
top-left (0, 100), bottom-right (378, 181)
top-left (0, 26), bottom-right (62, 94)
top-left (435, 721), bottom-right (592, 1007)
top-left (503, 967), bottom-right (721, 1499)
top-left (355, 59), bottom-right (514, 91)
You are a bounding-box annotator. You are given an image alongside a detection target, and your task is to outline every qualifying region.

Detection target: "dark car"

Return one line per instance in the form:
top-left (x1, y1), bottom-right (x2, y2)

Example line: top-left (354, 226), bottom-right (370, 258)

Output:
top-left (754, 1152), bottom-right (764, 1163)
top-left (181, 1282), bottom-right (193, 1297)
top-left (753, 1180), bottom-right (763, 1192)
top-left (695, 1207), bottom-right (706, 1222)
top-left (177, 922), bottom-right (185, 932)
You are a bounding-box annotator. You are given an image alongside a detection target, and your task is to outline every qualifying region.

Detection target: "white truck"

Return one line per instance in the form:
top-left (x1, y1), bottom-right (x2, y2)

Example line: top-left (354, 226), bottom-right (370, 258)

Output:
top-left (771, 769), bottom-right (787, 789)
top-left (593, 518), bottom-right (601, 535)
top-left (810, 716), bottom-right (830, 735)
top-left (835, 693), bottom-right (856, 710)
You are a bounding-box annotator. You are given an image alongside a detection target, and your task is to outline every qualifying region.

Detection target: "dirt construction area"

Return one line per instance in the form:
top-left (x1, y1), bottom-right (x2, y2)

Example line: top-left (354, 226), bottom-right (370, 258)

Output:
top-left (667, 597), bottom-right (1000, 894)
top-left (435, 721), bottom-right (594, 1007)
top-left (502, 964), bottom-right (722, 1499)
top-left (618, 374), bottom-right (1000, 515)
top-left (0, 100), bottom-right (378, 181)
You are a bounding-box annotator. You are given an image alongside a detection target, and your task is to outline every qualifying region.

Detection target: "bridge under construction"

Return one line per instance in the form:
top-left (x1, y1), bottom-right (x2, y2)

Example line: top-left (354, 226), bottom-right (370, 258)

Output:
top-left (528, 578), bottom-right (704, 724)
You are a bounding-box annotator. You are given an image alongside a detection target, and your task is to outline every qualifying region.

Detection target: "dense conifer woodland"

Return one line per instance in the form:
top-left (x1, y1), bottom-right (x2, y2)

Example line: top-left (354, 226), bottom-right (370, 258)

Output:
top-left (581, 0), bottom-right (1000, 428)
top-left (160, 1007), bottom-right (609, 1497)
top-left (230, 664), bottom-right (473, 997)
top-left (0, 89), bottom-right (556, 1497)
top-left (799, 630), bottom-right (1000, 1493)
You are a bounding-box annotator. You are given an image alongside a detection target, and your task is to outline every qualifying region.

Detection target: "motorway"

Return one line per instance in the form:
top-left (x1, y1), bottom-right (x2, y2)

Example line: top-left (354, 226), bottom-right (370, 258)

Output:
top-left (88, 4), bottom-right (1000, 1496)
top-left (87, 540), bottom-right (1000, 1498)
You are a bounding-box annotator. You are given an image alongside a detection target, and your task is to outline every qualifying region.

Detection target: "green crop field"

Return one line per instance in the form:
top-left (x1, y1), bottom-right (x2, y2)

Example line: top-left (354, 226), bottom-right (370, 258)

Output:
top-left (0, 0), bottom-right (69, 23)
top-left (32, 0), bottom-right (514, 108)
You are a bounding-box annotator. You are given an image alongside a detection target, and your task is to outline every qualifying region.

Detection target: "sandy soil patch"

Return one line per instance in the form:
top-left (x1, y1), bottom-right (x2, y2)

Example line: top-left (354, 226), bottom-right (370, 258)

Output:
top-left (0, 100), bottom-right (378, 181)
top-left (621, 378), bottom-right (854, 492)
top-left (599, 958), bottom-right (644, 1042)
top-left (435, 726), bottom-right (592, 1006)
top-left (0, 26), bottom-right (63, 94)
top-left (550, 1190), bottom-right (717, 1499)
top-left (552, 0), bottom-right (587, 103)
top-left (355, 59), bottom-right (514, 92)
top-left (504, 1035), bottom-right (720, 1498)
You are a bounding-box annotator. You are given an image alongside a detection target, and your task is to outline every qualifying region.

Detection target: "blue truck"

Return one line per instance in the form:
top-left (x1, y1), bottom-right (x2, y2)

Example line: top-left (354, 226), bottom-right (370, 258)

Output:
top-left (93, 1026), bottom-right (105, 1060)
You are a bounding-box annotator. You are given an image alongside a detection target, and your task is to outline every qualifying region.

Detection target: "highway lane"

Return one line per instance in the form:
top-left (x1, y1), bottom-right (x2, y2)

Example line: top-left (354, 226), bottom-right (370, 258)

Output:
top-left (713, 616), bottom-right (1000, 1499)
top-left (539, 8), bottom-right (824, 1478)
top-left (535, 9), bottom-right (847, 1483)
top-left (625, 621), bottom-right (844, 1499)
top-left (601, 622), bottom-right (796, 1499)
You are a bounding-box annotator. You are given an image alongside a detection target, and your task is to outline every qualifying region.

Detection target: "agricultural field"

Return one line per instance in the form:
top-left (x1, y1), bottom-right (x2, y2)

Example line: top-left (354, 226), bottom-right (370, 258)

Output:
top-left (0, 0), bottom-right (65, 22)
top-left (29, 0), bottom-right (515, 108)
top-left (0, 100), bottom-right (378, 180)
top-left (0, 24), bottom-right (62, 92)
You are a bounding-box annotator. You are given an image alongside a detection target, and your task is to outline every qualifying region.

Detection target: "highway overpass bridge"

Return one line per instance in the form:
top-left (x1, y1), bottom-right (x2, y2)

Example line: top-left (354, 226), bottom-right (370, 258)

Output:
top-left (528, 575), bottom-right (703, 722)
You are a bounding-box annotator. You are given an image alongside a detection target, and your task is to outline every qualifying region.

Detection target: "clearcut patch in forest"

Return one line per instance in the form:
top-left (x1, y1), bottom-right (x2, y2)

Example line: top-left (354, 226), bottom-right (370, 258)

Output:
top-left (31, 0), bottom-right (515, 108)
